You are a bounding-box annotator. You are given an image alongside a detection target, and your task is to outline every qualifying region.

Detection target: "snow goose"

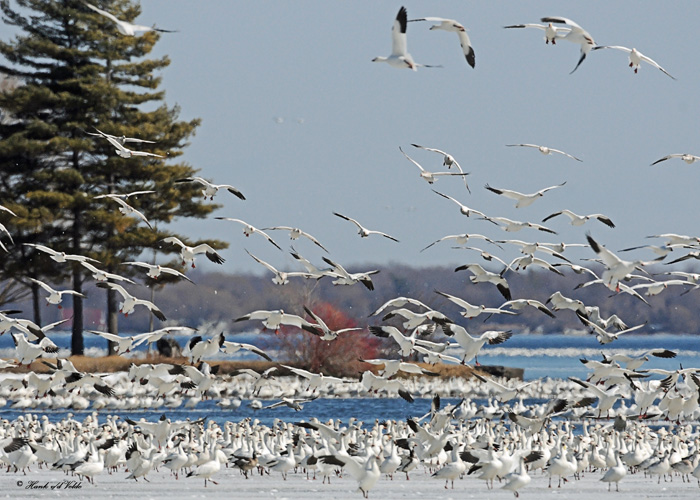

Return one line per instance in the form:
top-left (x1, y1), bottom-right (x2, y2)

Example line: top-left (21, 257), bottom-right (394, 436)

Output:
top-left (485, 181), bottom-right (566, 208)
top-left (86, 329), bottom-right (145, 355)
top-left (161, 236), bottom-right (225, 268)
top-left (80, 261), bottom-right (136, 283)
top-left (301, 305), bottom-right (363, 341)
top-left (280, 365), bottom-right (346, 392)
top-left (215, 217), bottom-right (281, 250)
top-left (361, 371), bottom-right (414, 402)
top-left (410, 17), bottom-right (475, 67)
top-left (542, 209), bottom-right (615, 228)
top-left (586, 233), bottom-right (655, 291)
top-left (121, 261), bottom-right (193, 283)
top-left (579, 315), bottom-right (646, 345)
top-left (234, 309), bottom-right (312, 333)
top-left (434, 289), bottom-right (516, 319)
top-left (262, 395), bottom-right (319, 411)
top-left (501, 450), bottom-right (544, 497)
top-left (333, 212), bottom-right (399, 242)
top-left (503, 22), bottom-right (571, 44)
top-left (422, 232), bottom-right (501, 252)
top-left (480, 215), bottom-right (557, 235)
top-left (381, 307), bottom-right (451, 330)
top-left (454, 263), bottom-right (512, 300)
top-left (439, 323), bottom-right (512, 365)
top-left (321, 256), bottom-right (379, 290)
top-left (186, 445), bottom-right (221, 487)
top-left (498, 298), bottom-right (556, 318)
top-left (23, 243), bottom-right (99, 264)
top-left (174, 176), bottom-right (245, 200)
top-left (569, 377), bottom-right (624, 417)
top-left (93, 193), bottom-right (153, 229)
top-left (27, 277), bottom-right (86, 308)
top-left (221, 339), bottom-right (272, 361)
top-left (262, 225), bottom-right (328, 252)
top-left (431, 189), bottom-right (485, 216)
top-left (131, 325), bottom-right (198, 348)
top-left (368, 325), bottom-right (416, 357)
top-left (506, 143), bottom-right (581, 161)
top-left (368, 296), bottom-right (431, 317)
top-left (431, 443), bottom-right (466, 488)
top-left (507, 255), bottom-right (564, 276)
top-left (95, 282), bottom-right (166, 320)
top-left (84, 2), bottom-right (176, 36)
top-left (11, 333), bottom-right (59, 367)
top-left (320, 452), bottom-right (381, 498)
top-left (399, 147), bottom-right (470, 189)
top-left (540, 17), bottom-right (596, 73)
top-left (651, 153), bottom-right (700, 166)
top-left (92, 127), bottom-right (164, 158)
top-left (472, 373), bottom-right (534, 402)
top-left (184, 332), bottom-right (225, 364)
top-left (359, 358), bottom-right (436, 378)
top-left (71, 450), bottom-right (104, 484)
top-left (373, 7), bottom-right (438, 71)
top-left (592, 45), bottom-right (675, 79)
top-left (545, 291), bottom-right (585, 313)
top-left (245, 249), bottom-right (311, 285)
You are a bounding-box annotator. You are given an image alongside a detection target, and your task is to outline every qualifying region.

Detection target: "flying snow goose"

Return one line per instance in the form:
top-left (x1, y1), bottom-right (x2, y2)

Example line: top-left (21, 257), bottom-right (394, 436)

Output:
top-left (381, 307), bottom-right (452, 330)
top-left (84, 2), bottom-right (176, 36)
top-left (485, 181), bottom-right (566, 208)
top-left (360, 371), bottom-right (414, 402)
top-left (0, 204), bottom-right (17, 217)
top-left (234, 309), bottom-right (313, 333)
top-left (507, 255), bottom-right (564, 276)
top-left (586, 233), bottom-right (655, 291)
top-left (368, 325), bottom-right (416, 357)
top-left (301, 305), bottom-right (363, 341)
top-left (87, 330), bottom-right (143, 355)
top-left (95, 282), bottom-right (166, 320)
top-left (359, 358), bottom-right (435, 378)
top-left (183, 332), bottom-right (225, 364)
top-left (650, 153), bottom-right (700, 166)
top-left (94, 194), bottom-right (153, 229)
top-left (498, 298), bottom-right (556, 318)
top-left (23, 243), bottom-right (99, 264)
top-left (333, 212), bottom-right (399, 242)
top-left (434, 289), bottom-right (516, 319)
top-left (431, 189), bottom-right (484, 216)
top-left (368, 296), bottom-right (431, 318)
top-left (11, 333), bottom-right (59, 367)
top-left (80, 261), bottom-right (136, 283)
top-left (215, 217), bottom-right (281, 250)
top-left (262, 395), bottom-right (319, 411)
top-left (27, 277), bottom-right (86, 308)
top-left (85, 128), bottom-right (155, 145)
top-left (321, 256), bottom-right (379, 290)
top-left (121, 261), bottom-right (193, 283)
top-left (481, 216), bottom-right (557, 234)
top-left (578, 315), bottom-right (646, 344)
top-left (503, 22), bottom-right (571, 44)
top-left (399, 147), bottom-right (470, 189)
top-left (373, 7), bottom-right (438, 71)
top-left (221, 340), bottom-right (272, 361)
top-left (472, 373), bottom-right (534, 402)
top-left (545, 291), bottom-right (585, 313)
top-left (440, 323), bottom-right (512, 365)
top-left (409, 17), bottom-right (475, 67)
top-left (592, 45), bottom-right (675, 79)
top-left (261, 225), bottom-right (328, 252)
top-left (161, 236), bottom-right (225, 268)
top-left (280, 365), bottom-right (346, 392)
top-left (421, 233), bottom-right (502, 252)
top-left (542, 209), bottom-right (615, 228)
top-left (507, 143), bottom-right (582, 161)
top-left (540, 17), bottom-right (596, 73)
top-left (454, 263), bottom-right (512, 300)
top-left (174, 176), bottom-right (245, 200)
top-left (245, 249), bottom-right (311, 285)
top-left (131, 326), bottom-right (198, 348)
top-left (92, 127), bottom-right (163, 159)
top-left (450, 246), bottom-right (512, 269)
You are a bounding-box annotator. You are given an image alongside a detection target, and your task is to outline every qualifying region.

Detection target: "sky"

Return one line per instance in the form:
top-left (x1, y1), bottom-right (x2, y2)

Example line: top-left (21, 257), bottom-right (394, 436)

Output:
top-left (63, 2), bottom-right (700, 276)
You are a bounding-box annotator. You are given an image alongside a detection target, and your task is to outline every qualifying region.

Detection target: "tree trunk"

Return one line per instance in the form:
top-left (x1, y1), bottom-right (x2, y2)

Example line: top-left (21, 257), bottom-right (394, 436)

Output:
top-left (31, 280), bottom-right (42, 327)
top-left (107, 287), bottom-right (119, 355)
top-left (70, 208), bottom-right (84, 355)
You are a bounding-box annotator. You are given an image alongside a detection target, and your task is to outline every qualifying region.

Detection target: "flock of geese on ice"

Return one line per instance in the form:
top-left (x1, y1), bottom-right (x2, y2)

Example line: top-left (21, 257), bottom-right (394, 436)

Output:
top-left (0, 3), bottom-right (700, 497)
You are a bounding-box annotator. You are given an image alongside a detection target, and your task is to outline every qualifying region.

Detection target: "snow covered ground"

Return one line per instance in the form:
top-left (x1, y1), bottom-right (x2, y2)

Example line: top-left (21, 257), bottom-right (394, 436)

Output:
top-left (4, 463), bottom-right (699, 499)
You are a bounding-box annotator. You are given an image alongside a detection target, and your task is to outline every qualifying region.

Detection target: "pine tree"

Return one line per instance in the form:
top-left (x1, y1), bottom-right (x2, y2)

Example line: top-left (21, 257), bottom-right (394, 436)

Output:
top-left (0, 0), bottom-right (228, 354)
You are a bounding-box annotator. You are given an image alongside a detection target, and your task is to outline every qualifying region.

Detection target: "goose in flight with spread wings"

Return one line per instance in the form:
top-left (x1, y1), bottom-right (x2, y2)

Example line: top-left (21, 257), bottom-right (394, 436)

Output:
top-left (81, 261), bottom-right (136, 284)
top-left (94, 194), bottom-right (153, 229)
top-left (410, 144), bottom-right (470, 191)
top-left (302, 305), bottom-right (363, 341)
top-left (503, 22), bottom-right (571, 44)
top-left (174, 176), bottom-right (245, 201)
top-left (650, 153), bottom-right (700, 166)
top-left (23, 243), bottom-right (99, 264)
top-left (434, 289), bottom-right (516, 319)
top-left (372, 6), bottom-right (438, 71)
top-left (84, 2), bottom-right (176, 36)
top-left (421, 233), bottom-right (502, 252)
top-left (121, 261), bottom-right (193, 283)
top-left (540, 17), bottom-right (595, 74)
top-left (322, 256), bottom-right (380, 290)
top-left (92, 127), bottom-right (163, 159)
top-left (485, 181), bottom-right (566, 208)
top-left (431, 190), bottom-right (484, 217)
top-left (409, 17), bottom-right (475, 68)
top-left (215, 217), bottom-right (281, 250)
top-left (262, 226), bottom-right (328, 253)
top-left (333, 212), bottom-right (399, 242)
top-left (506, 143), bottom-right (582, 161)
top-left (586, 233), bottom-right (657, 292)
top-left (542, 209), bottom-right (615, 228)
top-left (161, 236), bottom-right (225, 268)
top-left (592, 45), bottom-right (675, 79)
top-left (234, 309), bottom-right (313, 334)
top-left (95, 282), bottom-right (166, 321)
top-left (399, 147), bottom-right (470, 190)
top-left (27, 277), bottom-right (86, 308)
top-left (245, 249), bottom-right (312, 285)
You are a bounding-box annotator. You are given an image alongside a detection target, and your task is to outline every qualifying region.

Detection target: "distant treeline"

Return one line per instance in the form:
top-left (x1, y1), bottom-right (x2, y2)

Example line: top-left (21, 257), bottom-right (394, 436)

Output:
top-left (7, 262), bottom-right (700, 336)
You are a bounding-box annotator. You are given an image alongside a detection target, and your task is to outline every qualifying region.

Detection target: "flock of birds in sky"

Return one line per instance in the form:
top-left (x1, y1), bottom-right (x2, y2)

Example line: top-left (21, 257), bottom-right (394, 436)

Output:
top-left (1, 2), bottom-right (700, 497)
